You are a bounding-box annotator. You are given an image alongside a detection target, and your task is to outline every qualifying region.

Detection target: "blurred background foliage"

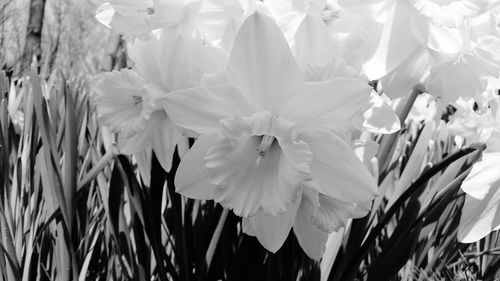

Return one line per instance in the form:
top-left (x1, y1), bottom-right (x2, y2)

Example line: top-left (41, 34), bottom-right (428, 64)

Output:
top-left (1, 0), bottom-right (500, 280)
top-left (0, 0), bottom-right (122, 76)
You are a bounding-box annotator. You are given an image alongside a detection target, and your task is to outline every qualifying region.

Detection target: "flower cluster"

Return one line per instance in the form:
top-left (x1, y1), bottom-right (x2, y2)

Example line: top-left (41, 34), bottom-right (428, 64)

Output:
top-left (92, 0), bottom-right (500, 258)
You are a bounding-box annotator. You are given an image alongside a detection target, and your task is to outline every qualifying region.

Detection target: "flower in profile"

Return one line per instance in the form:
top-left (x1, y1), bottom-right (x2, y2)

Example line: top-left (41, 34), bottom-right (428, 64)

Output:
top-left (458, 128), bottom-right (500, 242)
top-left (340, 0), bottom-right (499, 101)
top-left (446, 97), bottom-right (496, 146)
top-left (163, 12), bottom-right (378, 254)
top-left (96, 0), bottom-right (246, 42)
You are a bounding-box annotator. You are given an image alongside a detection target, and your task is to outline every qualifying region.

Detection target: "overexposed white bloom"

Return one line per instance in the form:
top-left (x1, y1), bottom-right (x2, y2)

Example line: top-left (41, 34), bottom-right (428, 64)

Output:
top-left (92, 69), bottom-right (156, 138)
top-left (446, 97), bottom-right (496, 145)
top-left (92, 30), bottom-right (225, 172)
top-left (341, 0), bottom-right (500, 101)
top-left (96, 0), bottom-right (245, 43)
top-left (459, 130), bottom-right (500, 242)
top-left (163, 12), bottom-right (379, 255)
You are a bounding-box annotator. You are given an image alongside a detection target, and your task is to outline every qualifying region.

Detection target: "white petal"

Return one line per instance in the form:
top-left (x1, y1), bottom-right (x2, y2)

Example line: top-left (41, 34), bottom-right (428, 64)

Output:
top-left (380, 46), bottom-right (430, 99)
top-left (150, 0), bottom-right (189, 29)
top-left (151, 111), bottom-right (181, 172)
top-left (363, 93), bottom-right (401, 134)
top-left (320, 229), bottom-right (346, 281)
top-left (160, 33), bottom-right (227, 90)
top-left (264, 0), bottom-right (309, 17)
top-left (291, 14), bottom-right (337, 67)
top-left (338, 0), bottom-right (397, 23)
top-left (103, 0), bottom-right (155, 39)
top-left (469, 36), bottom-right (500, 78)
top-left (363, 0), bottom-right (419, 79)
top-left (95, 2), bottom-right (115, 28)
top-left (313, 193), bottom-right (370, 232)
top-left (227, 12), bottom-right (304, 112)
top-left (162, 86), bottom-right (255, 134)
top-left (301, 130), bottom-right (378, 203)
top-left (193, 0), bottom-right (245, 44)
top-left (486, 130), bottom-right (500, 153)
top-left (407, 0), bottom-right (490, 27)
top-left (293, 188), bottom-right (328, 260)
top-left (118, 111), bottom-right (180, 171)
top-left (280, 78), bottom-right (372, 132)
top-left (127, 37), bottom-right (164, 85)
top-left (242, 217), bottom-right (256, 236)
top-left (410, 12), bottom-right (464, 54)
top-left (248, 195), bottom-right (302, 253)
top-left (458, 190), bottom-right (500, 243)
top-left (426, 56), bottom-right (487, 102)
top-left (174, 134), bottom-right (218, 200)
top-left (353, 139), bottom-right (379, 167)
top-left (461, 152), bottom-right (500, 200)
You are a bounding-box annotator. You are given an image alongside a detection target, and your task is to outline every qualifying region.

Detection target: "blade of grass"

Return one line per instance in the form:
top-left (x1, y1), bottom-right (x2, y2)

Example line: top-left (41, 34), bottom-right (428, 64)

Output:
top-left (199, 208), bottom-right (229, 281)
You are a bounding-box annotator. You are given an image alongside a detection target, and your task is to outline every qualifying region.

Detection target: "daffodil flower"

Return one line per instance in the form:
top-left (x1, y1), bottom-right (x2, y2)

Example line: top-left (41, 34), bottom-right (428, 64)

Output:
top-left (96, 0), bottom-right (246, 42)
top-left (263, 0), bottom-right (401, 136)
top-left (459, 129), bottom-right (500, 242)
top-left (446, 97), bottom-right (496, 145)
top-left (163, 12), bottom-right (378, 253)
top-left (92, 31), bottom-right (225, 173)
top-left (92, 69), bottom-right (156, 138)
top-left (340, 0), bottom-right (497, 100)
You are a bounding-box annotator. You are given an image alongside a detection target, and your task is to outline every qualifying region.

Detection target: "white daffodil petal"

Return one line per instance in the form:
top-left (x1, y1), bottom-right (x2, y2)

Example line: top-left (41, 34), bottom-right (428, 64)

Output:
top-left (293, 188), bottom-right (328, 260)
top-left (301, 130), bottom-right (378, 203)
top-left (127, 37), bottom-right (164, 85)
top-left (426, 57), bottom-right (487, 102)
top-left (363, 93), bottom-right (401, 134)
top-left (193, 0), bottom-right (245, 44)
top-left (95, 2), bottom-right (115, 28)
top-left (461, 152), bottom-right (500, 200)
top-left (162, 86), bottom-right (255, 134)
top-left (264, 0), bottom-right (309, 17)
top-left (291, 14), bottom-right (336, 67)
top-left (458, 190), bottom-right (500, 243)
top-left (280, 78), bottom-right (372, 132)
top-left (151, 111), bottom-right (181, 172)
top-left (312, 194), bottom-right (371, 232)
top-left (117, 110), bottom-right (179, 171)
top-left (363, 0), bottom-right (419, 79)
top-left (227, 12), bottom-right (304, 112)
top-left (407, 0), bottom-right (490, 27)
top-left (103, 0), bottom-right (155, 40)
top-left (242, 217), bottom-right (256, 236)
top-left (410, 12), bottom-right (464, 54)
top-left (338, 0), bottom-right (397, 23)
top-left (248, 195), bottom-right (302, 253)
top-left (380, 46), bottom-right (429, 99)
top-left (174, 134), bottom-right (218, 200)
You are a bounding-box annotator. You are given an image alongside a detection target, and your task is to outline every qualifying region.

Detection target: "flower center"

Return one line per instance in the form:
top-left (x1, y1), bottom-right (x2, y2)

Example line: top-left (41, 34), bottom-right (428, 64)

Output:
top-left (138, 7), bottom-right (155, 15)
top-left (132, 95), bottom-right (143, 106)
top-left (256, 135), bottom-right (276, 157)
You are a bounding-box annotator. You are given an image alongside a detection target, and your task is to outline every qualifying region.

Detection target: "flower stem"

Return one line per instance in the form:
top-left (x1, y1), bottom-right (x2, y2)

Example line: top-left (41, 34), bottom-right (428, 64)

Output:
top-left (377, 86), bottom-right (422, 181)
top-left (200, 208), bottom-right (229, 279)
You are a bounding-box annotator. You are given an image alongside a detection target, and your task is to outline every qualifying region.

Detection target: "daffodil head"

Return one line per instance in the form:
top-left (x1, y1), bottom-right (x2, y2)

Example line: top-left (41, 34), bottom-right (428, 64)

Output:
top-left (163, 11), bottom-right (380, 254)
top-left (91, 69), bottom-right (156, 138)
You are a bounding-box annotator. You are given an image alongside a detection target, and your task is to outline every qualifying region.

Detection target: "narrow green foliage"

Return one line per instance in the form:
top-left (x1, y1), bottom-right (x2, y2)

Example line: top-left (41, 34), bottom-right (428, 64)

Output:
top-left (0, 71), bottom-right (496, 281)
